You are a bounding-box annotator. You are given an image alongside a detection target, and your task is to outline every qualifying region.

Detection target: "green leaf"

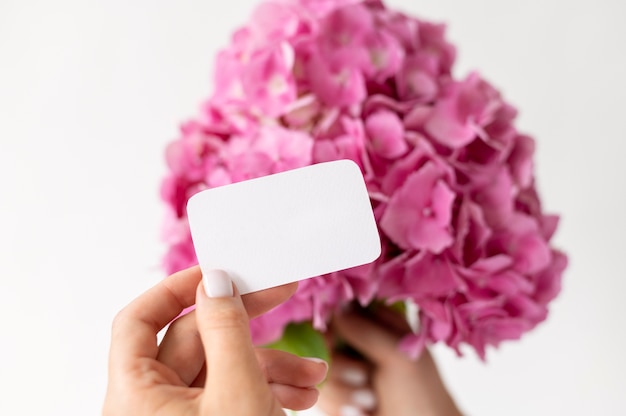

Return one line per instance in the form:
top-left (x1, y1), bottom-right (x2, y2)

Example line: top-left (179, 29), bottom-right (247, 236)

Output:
top-left (366, 299), bottom-right (406, 315)
top-left (388, 300), bottom-right (407, 315)
top-left (265, 321), bottom-right (330, 363)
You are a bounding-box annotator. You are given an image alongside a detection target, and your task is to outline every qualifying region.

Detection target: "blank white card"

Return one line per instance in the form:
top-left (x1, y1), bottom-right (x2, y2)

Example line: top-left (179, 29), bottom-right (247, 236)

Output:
top-left (187, 159), bottom-right (381, 294)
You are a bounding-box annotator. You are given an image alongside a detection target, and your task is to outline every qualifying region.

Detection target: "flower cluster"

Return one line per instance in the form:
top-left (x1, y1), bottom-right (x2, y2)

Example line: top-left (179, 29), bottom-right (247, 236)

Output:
top-left (161, 0), bottom-right (567, 359)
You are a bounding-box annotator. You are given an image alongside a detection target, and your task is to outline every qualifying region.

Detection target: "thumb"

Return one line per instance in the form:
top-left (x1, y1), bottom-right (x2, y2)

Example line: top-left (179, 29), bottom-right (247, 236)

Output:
top-left (195, 270), bottom-right (273, 412)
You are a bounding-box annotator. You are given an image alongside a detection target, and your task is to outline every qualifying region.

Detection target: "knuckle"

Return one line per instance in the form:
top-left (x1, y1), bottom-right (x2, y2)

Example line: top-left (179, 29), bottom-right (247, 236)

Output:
top-left (111, 308), bottom-right (128, 333)
top-left (167, 311), bottom-right (195, 334)
top-left (204, 304), bottom-right (249, 330)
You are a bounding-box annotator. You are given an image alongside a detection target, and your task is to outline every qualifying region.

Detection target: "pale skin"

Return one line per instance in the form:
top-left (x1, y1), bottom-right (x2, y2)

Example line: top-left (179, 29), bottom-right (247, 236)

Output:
top-left (318, 307), bottom-right (463, 416)
top-left (103, 266), bottom-right (328, 415)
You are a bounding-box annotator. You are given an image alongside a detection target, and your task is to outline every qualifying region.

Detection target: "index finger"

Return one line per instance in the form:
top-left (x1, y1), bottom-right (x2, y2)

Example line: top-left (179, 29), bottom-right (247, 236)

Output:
top-left (333, 311), bottom-right (402, 366)
top-left (109, 266), bottom-right (202, 370)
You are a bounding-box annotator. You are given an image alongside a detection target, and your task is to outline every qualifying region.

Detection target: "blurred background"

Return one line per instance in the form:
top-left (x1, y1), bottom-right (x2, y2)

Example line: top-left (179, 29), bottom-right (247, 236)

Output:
top-left (1, 0), bottom-right (625, 414)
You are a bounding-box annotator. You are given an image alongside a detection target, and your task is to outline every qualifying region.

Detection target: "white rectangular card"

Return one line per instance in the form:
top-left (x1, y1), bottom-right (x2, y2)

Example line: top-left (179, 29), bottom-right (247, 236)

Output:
top-left (187, 159), bottom-right (381, 294)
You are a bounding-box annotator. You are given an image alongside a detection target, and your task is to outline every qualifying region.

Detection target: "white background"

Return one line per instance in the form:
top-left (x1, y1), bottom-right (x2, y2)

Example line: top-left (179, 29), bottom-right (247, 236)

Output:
top-left (1, 0), bottom-right (625, 414)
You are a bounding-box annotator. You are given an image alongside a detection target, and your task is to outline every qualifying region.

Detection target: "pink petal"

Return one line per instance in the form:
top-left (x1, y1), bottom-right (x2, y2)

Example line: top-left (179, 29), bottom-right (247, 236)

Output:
top-left (540, 214), bottom-right (560, 241)
top-left (473, 168), bottom-right (515, 228)
top-left (250, 2), bottom-right (307, 43)
top-left (507, 295), bottom-right (547, 323)
top-left (241, 44), bottom-right (297, 117)
top-left (507, 134), bottom-right (535, 188)
top-left (365, 110), bottom-right (407, 158)
top-left (486, 270), bottom-right (534, 296)
top-left (307, 52), bottom-right (367, 107)
top-left (381, 163), bottom-right (455, 253)
top-left (533, 250), bottom-right (567, 304)
top-left (396, 56), bottom-right (439, 101)
top-left (425, 95), bottom-right (476, 148)
top-left (362, 30), bottom-right (405, 81)
top-left (380, 142), bottom-right (436, 195)
top-left (405, 253), bottom-right (464, 297)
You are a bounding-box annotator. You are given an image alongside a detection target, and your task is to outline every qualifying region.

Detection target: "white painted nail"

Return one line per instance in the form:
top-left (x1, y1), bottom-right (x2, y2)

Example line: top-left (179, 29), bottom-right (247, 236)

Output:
top-left (352, 388), bottom-right (377, 410)
top-left (302, 357), bottom-right (329, 367)
top-left (340, 367), bottom-right (368, 386)
top-left (340, 405), bottom-right (366, 416)
top-left (202, 269), bottom-right (233, 298)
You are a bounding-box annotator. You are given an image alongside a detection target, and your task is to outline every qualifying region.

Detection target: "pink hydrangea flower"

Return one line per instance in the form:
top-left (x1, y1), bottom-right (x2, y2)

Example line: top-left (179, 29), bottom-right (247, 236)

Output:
top-left (161, 0), bottom-right (567, 360)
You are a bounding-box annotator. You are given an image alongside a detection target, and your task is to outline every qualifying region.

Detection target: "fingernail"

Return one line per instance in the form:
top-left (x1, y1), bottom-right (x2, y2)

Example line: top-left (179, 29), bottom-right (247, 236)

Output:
top-left (202, 269), bottom-right (233, 298)
top-left (340, 405), bottom-right (366, 416)
top-left (340, 367), bottom-right (367, 387)
top-left (302, 357), bottom-right (329, 369)
top-left (352, 388), bottom-right (376, 410)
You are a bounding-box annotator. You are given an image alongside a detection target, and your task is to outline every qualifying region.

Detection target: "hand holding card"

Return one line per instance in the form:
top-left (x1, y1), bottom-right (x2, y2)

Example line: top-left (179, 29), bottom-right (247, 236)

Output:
top-left (187, 160), bottom-right (381, 295)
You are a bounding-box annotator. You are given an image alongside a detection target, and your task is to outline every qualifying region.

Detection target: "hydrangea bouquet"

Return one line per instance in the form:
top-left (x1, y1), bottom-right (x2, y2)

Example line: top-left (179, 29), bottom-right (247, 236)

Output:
top-left (161, 0), bottom-right (567, 360)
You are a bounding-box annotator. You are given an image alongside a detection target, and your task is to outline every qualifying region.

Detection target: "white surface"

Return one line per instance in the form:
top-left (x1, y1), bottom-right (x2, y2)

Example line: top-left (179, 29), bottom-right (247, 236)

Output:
top-left (188, 160), bottom-right (380, 294)
top-left (0, 0), bottom-right (624, 414)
